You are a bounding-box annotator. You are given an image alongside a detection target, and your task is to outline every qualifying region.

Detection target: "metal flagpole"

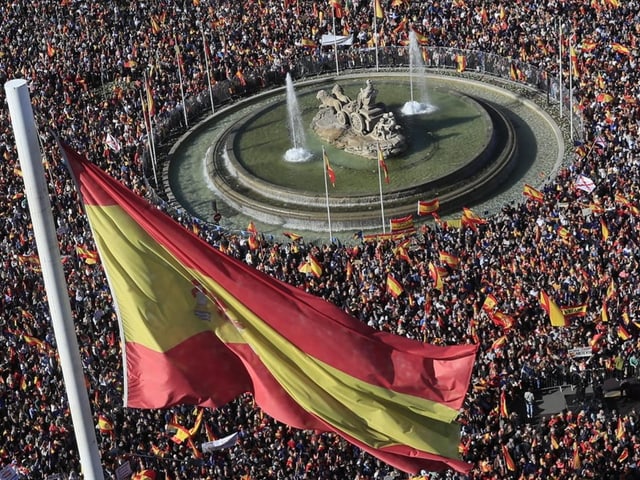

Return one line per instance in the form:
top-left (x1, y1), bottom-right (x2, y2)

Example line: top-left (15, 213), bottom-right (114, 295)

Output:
top-left (142, 71), bottom-right (158, 185)
top-left (333, 12), bottom-right (340, 76)
top-left (373, 0), bottom-right (380, 72)
top-left (174, 39), bottom-right (189, 128)
top-left (377, 147), bottom-right (386, 233)
top-left (568, 29), bottom-right (574, 142)
top-left (5, 78), bottom-right (105, 480)
top-left (322, 147), bottom-right (333, 242)
top-left (139, 89), bottom-right (158, 186)
top-left (201, 29), bottom-right (216, 114)
top-left (558, 19), bottom-right (563, 119)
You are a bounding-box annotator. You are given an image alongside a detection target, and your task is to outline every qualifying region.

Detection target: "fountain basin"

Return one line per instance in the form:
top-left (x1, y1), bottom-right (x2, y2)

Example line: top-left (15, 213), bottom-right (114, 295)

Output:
top-left (204, 76), bottom-right (516, 231)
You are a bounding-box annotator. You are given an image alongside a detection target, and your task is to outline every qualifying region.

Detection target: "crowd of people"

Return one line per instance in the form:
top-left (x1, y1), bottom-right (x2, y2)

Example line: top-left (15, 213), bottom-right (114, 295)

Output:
top-left (1, 0), bottom-right (640, 479)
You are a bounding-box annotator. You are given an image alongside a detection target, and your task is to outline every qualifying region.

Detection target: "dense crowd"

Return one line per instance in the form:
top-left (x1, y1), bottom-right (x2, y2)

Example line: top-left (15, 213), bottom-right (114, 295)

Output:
top-left (1, 0), bottom-right (640, 479)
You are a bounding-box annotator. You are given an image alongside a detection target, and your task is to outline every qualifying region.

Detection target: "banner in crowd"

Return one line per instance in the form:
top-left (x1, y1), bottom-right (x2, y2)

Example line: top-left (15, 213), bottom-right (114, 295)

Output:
top-left (201, 432), bottom-right (239, 452)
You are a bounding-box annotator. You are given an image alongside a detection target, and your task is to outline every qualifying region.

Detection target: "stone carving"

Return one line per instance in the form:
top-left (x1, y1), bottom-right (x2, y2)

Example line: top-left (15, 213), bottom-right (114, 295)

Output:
top-left (311, 80), bottom-right (406, 159)
top-left (316, 89), bottom-right (345, 113)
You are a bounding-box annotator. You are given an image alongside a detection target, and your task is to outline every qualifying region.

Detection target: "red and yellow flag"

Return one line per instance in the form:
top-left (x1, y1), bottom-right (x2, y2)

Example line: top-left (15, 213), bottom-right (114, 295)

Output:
top-left (428, 262), bottom-right (443, 291)
top-left (61, 144), bottom-right (477, 474)
top-left (323, 149), bottom-right (336, 187)
top-left (76, 245), bottom-right (99, 264)
top-left (618, 325), bottom-right (631, 341)
top-left (438, 251), bottom-right (460, 269)
top-left (378, 144), bottom-right (390, 184)
top-left (23, 334), bottom-right (46, 351)
top-left (600, 217), bottom-right (610, 241)
top-left (570, 46), bottom-right (579, 77)
top-left (330, 0), bottom-right (343, 17)
top-left (298, 255), bottom-right (323, 278)
top-left (480, 6), bottom-right (488, 24)
top-left (386, 274), bottom-right (404, 298)
top-left (499, 391), bottom-right (508, 418)
top-left (601, 301), bottom-right (609, 323)
top-left (557, 225), bottom-right (572, 242)
top-left (502, 445), bottom-right (516, 471)
top-left (301, 38), bottom-right (317, 48)
top-left (611, 43), bottom-right (630, 55)
top-left (461, 207), bottom-right (486, 231)
top-left (374, 0), bottom-right (384, 19)
top-left (560, 303), bottom-right (588, 319)
top-left (132, 470), bottom-right (157, 480)
top-left (581, 39), bottom-right (597, 52)
top-left (618, 448), bottom-right (629, 463)
top-left (145, 78), bottom-right (156, 118)
top-left (417, 198), bottom-right (439, 216)
top-left (389, 214), bottom-right (415, 234)
top-left (283, 232), bottom-right (302, 242)
top-left (490, 335), bottom-right (506, 351)
top-left (410, 28), bottom-right (429, 45)
top-left (523, 184), bottom-right (544, 203)
top-left (573, 444), bottom-right (581, 469)
top-left (616, 417), bottom-right (626, 440)
top-left (97, 414), bottom-right (114, 434)
top-left (539, 291), bottom-right (569, 327)
top-left (481, 294), bottom-right (498, 313)
top-left (490, 311), bottom-right (514, 331)
top-left (150, 14), bottom-right (161, 35)
top-left (606, 279), bottom-right (616, 300)
top-left (235, 69), bottom-right (247, 87)
top-left (168, 422), bottom-right (192, 444)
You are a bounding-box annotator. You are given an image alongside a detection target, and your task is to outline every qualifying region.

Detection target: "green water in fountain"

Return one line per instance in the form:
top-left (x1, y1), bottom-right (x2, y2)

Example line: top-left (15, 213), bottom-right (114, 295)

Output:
top-left (233, 78), bottom-right (490, 194)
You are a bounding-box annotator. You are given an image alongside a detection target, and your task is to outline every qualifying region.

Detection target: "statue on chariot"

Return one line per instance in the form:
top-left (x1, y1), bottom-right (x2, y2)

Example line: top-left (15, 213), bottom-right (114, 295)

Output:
top-left (312, 80), bottom-right (406, 159)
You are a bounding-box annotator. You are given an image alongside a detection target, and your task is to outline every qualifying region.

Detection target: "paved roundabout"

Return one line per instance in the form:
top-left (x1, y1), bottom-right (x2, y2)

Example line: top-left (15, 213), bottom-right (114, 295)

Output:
top-left (164, 72), bottom-right (567, 241)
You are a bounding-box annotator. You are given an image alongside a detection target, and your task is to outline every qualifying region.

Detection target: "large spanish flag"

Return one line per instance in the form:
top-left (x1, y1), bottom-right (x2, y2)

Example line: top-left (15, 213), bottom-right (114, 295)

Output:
top-left (61, 144), bottom-right (477, 473)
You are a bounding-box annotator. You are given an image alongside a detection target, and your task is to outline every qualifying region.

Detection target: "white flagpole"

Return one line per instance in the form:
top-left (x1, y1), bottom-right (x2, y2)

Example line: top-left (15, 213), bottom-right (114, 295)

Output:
top-left (139, 89), bottom-right (158, 186)
top-left (322, 147), bottom-right (333, 242)
top-left (373, 0), bottom-right (380, 72)
top-left (558, 19), bottom-right (563, 119)
top-left (5, 78), bottom-right (105, 480)
top-left (142, 71), bottom-right (158, 184)
top-left (568, 29), bottom-right (574, 142)
top-left (175, 40), bottom-right (189, 128)
top-left (333, 12), bottom-right (340, 76)
top-left (377, 146), bottom-right (386, 233)
top-left (201, 29), bottom-right (216, 115)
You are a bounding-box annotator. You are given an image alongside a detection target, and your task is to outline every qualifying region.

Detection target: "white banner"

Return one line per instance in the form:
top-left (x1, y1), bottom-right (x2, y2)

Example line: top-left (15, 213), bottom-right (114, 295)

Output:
top-left (201, 432), bottom-right (239, 453)
top-left (568, 346), bottom-right (592, 358)
top-left (320, 34), bottom-right (354, 46)
top-left (575, 175), bottom-right (596, 193)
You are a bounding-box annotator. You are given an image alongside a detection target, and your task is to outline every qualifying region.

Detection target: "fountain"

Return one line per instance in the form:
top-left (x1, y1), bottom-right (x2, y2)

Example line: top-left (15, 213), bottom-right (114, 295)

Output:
top-left (401, 31), bottom-right (437, 116)
top-left (284, 73), bottom-right (313, 162)
top-left (168, 75), bottom-right (529, 236)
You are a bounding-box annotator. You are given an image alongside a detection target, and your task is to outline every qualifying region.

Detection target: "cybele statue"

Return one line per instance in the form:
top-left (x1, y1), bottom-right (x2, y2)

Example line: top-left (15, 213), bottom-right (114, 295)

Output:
top-left (311, 80), bottom-right (407, 159)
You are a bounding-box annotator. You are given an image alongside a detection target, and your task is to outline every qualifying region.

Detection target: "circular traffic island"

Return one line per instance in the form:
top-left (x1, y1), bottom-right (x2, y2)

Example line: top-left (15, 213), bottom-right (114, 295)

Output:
top-left (165, 72), bottom-right (563, 239)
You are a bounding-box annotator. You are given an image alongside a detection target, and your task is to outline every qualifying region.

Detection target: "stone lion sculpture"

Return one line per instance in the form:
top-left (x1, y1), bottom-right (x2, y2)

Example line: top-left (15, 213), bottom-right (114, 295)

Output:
top-left (331, 84), bottom-right (352, 104)
top-left (316, 90), bottom-right (344, 113)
